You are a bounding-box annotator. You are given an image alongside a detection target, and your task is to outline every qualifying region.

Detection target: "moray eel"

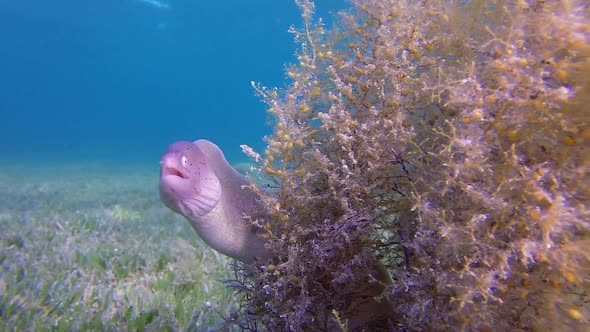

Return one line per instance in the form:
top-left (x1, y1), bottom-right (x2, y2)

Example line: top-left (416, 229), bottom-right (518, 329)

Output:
top-left (159, 140), bottom-right (268, 263)
top-left (159, 139), bottom-right (394, 328)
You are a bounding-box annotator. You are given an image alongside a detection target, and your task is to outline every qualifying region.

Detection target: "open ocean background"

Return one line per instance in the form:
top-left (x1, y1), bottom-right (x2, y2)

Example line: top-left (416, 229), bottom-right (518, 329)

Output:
top-left (0, 0), bottom-right (344, 165)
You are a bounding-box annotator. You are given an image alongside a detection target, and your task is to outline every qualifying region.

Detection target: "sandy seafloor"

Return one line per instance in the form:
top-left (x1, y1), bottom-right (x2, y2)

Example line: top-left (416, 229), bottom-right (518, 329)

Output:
top-left (0, 160), bottom-right (239, 331)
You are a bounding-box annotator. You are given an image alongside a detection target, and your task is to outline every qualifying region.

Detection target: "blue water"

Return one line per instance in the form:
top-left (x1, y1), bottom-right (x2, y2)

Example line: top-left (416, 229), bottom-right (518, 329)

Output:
top-left (0, 0), bottom-right (344, 165)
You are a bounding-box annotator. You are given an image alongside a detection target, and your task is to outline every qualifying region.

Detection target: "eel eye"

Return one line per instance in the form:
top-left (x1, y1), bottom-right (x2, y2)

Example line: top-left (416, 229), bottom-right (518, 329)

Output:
top-left (181, 155), bottom-right (188, 167)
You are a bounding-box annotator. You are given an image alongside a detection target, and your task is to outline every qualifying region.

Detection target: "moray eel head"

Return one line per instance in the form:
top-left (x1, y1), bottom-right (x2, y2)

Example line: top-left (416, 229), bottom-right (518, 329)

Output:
top-left (159, 141), bottom-right (221, 219)
top-left (159, 139), bottom-right (267, 263)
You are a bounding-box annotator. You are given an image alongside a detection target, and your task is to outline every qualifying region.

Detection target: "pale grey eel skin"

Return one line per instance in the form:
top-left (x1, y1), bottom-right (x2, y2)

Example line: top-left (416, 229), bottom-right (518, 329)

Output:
top-left (159, 139), bottom-right (269, 264)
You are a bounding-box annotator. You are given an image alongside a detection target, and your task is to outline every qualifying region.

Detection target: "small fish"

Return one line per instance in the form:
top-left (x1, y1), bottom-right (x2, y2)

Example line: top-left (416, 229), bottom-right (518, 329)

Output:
top-left (137, 0), bottom-right (170, 10)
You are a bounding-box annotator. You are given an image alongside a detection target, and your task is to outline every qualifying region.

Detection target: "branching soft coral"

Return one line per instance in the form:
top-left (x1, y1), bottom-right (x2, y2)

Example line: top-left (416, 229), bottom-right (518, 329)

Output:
top-left (237, 0), bottom-right (589, 330)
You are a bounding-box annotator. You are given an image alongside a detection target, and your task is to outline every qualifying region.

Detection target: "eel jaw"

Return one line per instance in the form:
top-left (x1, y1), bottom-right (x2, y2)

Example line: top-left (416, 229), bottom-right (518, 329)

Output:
top-left (159, 152), bottom-right (192, 215)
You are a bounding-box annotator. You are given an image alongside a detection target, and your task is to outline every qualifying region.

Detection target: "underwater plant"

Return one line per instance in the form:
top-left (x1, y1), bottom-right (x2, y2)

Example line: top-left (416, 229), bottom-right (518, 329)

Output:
top-left (235, 0), bottom-right (589, 330)
top-left (159, 0), bottom-right (588, 330)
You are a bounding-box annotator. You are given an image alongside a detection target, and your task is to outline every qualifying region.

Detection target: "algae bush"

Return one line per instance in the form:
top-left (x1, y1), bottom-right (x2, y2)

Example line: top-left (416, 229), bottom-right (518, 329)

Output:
top-left (235, 0), bottom-right (589, 330)
top-left (0, 162), bottom-right (238, 331)
top-left (1, 0), bottom-right (588, 331)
